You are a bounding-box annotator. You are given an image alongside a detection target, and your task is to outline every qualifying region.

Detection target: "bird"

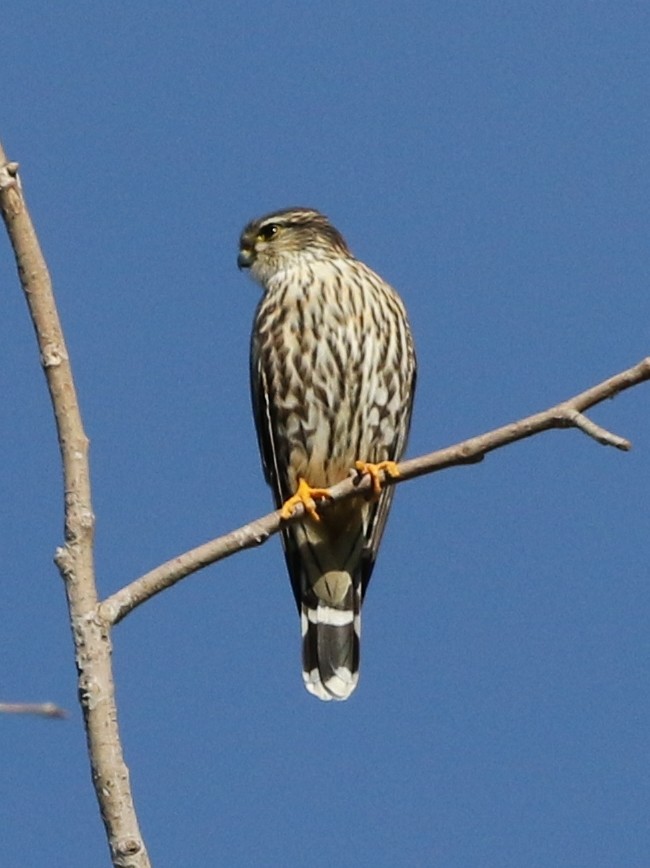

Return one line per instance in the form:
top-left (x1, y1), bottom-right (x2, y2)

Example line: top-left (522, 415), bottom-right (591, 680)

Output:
top-left (239, 207), bottom-right (416, 701)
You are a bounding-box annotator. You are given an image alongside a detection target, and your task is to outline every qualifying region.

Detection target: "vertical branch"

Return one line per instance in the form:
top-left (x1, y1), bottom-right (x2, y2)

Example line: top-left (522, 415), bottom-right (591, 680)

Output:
top-left (0, 145), bottom-right (151, 867)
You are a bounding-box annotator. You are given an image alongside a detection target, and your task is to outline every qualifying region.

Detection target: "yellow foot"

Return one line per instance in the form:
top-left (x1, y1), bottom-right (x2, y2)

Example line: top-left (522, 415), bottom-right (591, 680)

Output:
top-left (280, 477), bottom-right (332, 522)
top-left (355, 460), bottom-right (400, 498)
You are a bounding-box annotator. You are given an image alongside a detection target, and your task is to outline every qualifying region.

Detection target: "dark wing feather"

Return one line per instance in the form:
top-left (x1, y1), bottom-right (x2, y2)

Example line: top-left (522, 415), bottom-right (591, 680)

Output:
top-left (250, 346), bottom-right (286, 505)
top-left (360, 359), bottom-right (417, 597)
top-left (250, 341), bottom-right (306, 611)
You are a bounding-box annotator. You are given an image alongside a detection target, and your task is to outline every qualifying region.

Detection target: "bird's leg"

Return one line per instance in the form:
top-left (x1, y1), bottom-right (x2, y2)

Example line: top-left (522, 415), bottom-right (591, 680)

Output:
top-left (280, 477), bottom-right (332, 522)
top-left (354, 460), bottom-right (400, 498)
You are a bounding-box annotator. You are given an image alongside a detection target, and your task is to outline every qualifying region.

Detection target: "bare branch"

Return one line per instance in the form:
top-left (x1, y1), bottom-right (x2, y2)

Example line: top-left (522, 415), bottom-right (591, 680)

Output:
top-left (100, 356), bottom-right (650, 625)
top-left (396, 357), bottom-right (650, 484)
top-left (561, 409), bottom-right (630, 449)
top-left (0, 145), bottom-right (151, 868)
top-left (0, 702), bottom-right (67, 719)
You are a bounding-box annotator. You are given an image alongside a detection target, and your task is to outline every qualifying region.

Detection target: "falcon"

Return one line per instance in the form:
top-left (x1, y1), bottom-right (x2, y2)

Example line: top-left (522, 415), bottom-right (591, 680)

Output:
top-left (239, 207), bottom-right (416, 700)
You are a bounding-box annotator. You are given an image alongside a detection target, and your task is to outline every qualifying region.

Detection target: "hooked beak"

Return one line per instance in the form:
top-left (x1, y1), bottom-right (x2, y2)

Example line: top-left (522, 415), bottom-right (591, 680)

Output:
top-left (237, 248), bottom-right (254, 270)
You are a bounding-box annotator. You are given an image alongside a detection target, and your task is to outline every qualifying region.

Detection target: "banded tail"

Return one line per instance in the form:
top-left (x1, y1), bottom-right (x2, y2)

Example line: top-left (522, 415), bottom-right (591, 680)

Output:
top-left (291, 515), bottom-right (364, 701)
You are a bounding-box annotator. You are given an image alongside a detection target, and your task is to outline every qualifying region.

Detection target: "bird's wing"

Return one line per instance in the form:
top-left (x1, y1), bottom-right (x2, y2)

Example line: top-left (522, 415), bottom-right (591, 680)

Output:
top-left (250, 342), bottom-right (289, 506)
top-left (251, 342), bottom-right (310, 611)
top-left (360, 361), bottom-right (417, 597)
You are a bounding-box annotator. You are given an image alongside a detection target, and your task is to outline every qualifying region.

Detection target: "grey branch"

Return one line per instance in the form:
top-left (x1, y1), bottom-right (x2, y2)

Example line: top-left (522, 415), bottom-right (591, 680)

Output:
top-left (0, 702), bottom-right (67, 719)
top-left (100, 356), bottom-right (650, 626)
top-left (0, 146), bottom-right (151, 868)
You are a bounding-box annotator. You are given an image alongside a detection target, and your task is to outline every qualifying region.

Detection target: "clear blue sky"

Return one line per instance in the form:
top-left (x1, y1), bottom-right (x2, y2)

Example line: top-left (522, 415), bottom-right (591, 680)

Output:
top-left (1, 3), bottom-right (649, 866)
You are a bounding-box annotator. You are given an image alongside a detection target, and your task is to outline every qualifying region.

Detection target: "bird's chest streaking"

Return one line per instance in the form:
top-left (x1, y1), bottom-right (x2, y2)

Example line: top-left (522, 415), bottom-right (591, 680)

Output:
top-left (252, 257), bottom-right (410, 494)
top-left (243, 205), bottom-right (416, 701)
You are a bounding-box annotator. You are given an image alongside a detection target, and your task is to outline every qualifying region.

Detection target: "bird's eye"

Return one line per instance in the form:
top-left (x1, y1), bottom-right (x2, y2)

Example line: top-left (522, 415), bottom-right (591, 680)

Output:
top-left (258, 223), bottom-right (279, 242)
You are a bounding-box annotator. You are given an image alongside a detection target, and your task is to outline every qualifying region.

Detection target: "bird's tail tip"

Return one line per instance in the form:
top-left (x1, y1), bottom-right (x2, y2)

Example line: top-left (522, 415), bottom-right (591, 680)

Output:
top-left (301, 602), bottom-right (360, 701)
top-left (303, 665), bottom-right (359, 701)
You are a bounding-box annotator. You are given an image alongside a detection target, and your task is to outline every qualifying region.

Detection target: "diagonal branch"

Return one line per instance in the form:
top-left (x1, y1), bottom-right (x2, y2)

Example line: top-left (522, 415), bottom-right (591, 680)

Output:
top-left (0, 146), bottom-right (151, 868)
top-left (100, 356), bottom-right (650, 626)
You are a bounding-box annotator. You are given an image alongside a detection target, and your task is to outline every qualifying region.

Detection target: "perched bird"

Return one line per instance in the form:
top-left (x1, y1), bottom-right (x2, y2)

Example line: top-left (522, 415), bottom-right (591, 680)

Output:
top-left (239, 207), bottom-right (416, 701)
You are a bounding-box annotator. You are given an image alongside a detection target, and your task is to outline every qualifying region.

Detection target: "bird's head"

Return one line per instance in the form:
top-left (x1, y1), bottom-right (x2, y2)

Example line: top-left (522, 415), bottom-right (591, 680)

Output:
top-left (238, 207), bottom-right (351, 284)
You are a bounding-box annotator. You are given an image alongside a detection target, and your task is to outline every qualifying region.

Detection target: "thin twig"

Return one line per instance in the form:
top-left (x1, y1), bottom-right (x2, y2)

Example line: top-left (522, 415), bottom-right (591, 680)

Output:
top-left (100, 356), bottom-right (650, 626)
top-left (0, 702), bottom-right (67, 719)
top-left (0, 146), bottom-right (151, 868)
